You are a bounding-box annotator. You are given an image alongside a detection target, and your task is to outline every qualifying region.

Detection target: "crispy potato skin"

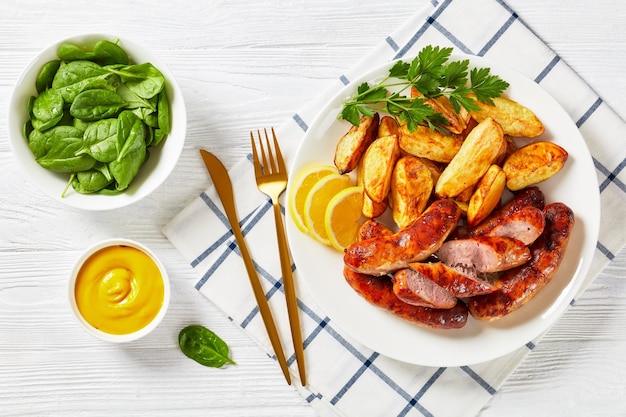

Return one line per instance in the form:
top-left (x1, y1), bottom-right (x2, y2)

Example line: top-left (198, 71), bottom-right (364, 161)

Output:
top-left (390, 156), bottom-right (434, 229)
top-left (398, 124), bottom-right (462, 163)
top-left (411, 87), bottom-right (469, 134)
top-left (334, 113), bottom-right (380, 174)
top-left (435, 117), bottom-right (505, 198)
top-left (502, 141), bottom-right (568, 191)
top-left (378, 115), bottom-right (399, 138)
top-left (357, 158), bottom-right (388, 218)
top-left (470, 96), bottom-right (544, 138)
top-left (467, 164), bottom-right (507, 227)
top-left (361, 134), bottom-right (400, 203)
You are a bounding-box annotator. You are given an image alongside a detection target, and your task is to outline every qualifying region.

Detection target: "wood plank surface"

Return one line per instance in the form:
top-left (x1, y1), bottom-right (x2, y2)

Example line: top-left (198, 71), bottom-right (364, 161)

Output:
top-left (0, 1), bottom-right (624, 416)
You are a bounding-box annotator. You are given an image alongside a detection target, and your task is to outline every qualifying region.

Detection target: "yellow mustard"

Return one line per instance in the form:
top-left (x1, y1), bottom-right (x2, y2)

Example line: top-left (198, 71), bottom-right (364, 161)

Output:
top-left (75, 245), bottom-right (164, 335)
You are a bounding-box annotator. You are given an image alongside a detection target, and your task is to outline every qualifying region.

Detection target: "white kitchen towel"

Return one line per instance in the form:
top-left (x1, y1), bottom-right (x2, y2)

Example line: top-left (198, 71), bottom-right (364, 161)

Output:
top-left (163, 1), bottom-right (626, 416)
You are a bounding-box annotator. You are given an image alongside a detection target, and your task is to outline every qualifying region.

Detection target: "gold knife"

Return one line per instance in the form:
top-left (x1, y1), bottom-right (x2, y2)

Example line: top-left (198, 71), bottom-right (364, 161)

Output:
top-left (199, 149), bottom-right (291, 385)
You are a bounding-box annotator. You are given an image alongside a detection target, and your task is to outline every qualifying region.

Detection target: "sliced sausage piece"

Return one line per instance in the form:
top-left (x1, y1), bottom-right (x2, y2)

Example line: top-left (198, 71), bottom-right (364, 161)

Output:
top-left (436, 235), bottom-right (531, 273)
top-left (468, 187), bottom-right (545, 237)
top-left (487, 205), bottom-right (545, 245)
top-left (408, 262), bottom-right (497, 298)
top-left (468, 202), bottom-right (575, 321)
top-left (344, 199), bottom-right (461, 276)
top-left (343, 266), bottom-right (468, 329)
top-left (392, 268), bottom-right (458, 309)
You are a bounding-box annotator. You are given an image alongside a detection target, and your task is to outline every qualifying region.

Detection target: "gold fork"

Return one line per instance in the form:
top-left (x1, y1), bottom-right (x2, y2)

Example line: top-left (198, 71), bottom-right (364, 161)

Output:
top-left (251, 128), bottom-right (307, 386)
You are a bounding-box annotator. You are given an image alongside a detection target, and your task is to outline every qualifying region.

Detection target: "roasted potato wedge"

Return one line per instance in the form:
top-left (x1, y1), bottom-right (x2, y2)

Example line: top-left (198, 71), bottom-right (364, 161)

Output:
top-left (411, 87), bottom-right (469, 134)
top-left (390, 156), bottom-right (434, 228)
top-left (398, 123), bottom-right (462, 163)
top-left (357, 158), bottom-right (387, 218)
top-left (419, 157), bottom-right (443, 184)
top-left (361, 134), bottom-right (400, 203)
top-left (502, 141), bottom-right (568, 191)
top-left (467, 164), bottom-right (506, 227)
top-left (334, 113), bottom-right (379, 174)
top-left (378, 115), bottom-right (399, 138)
top-left (469, 96), bottom-right (544, 138)
top-left (435, 117), bottom-right (505, 198)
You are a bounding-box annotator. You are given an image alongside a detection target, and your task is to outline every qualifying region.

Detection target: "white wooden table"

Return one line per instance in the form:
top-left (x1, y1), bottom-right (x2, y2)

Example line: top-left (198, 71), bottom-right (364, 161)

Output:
top-left (1, 1), bottom-right (624, 416)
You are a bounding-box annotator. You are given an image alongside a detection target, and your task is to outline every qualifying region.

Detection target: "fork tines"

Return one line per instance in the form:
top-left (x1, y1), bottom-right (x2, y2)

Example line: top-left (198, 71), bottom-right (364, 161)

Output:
top-left (251, 127), bottom-right (285, 176)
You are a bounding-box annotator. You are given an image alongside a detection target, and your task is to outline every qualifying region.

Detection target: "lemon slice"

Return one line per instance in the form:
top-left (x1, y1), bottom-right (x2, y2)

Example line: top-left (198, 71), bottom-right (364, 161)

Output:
top-left (303, 173), bottom-right (352, 245)
top-left (288, 164), bottom-right (337, 234)
top-left (324, 186), bottom-right (365, 252)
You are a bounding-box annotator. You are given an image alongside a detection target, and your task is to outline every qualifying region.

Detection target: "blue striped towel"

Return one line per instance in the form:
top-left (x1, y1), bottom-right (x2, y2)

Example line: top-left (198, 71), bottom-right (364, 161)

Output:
top-left (163, 0), bottom-right (626, 416)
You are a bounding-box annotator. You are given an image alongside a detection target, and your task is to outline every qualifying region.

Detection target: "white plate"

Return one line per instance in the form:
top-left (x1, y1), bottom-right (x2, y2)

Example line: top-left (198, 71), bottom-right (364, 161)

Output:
top-left (285, 53), bottom-right (600, 367)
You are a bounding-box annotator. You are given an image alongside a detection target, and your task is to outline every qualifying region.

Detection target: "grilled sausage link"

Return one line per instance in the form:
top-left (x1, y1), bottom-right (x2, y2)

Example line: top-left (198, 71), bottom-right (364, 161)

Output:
top-left (468, 202), bottom-right (575, 321)
top-left (344, 199), bottom-right (461, 276)
top-left (343, 267), bottom-right (468, 329)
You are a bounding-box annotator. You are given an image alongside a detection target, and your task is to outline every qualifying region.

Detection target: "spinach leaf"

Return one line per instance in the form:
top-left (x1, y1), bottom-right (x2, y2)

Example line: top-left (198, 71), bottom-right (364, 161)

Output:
top-left (70, 89), bottom-right (126, 121)
top-left (116, 83), bottom-right (156, 110)
top-left (116, 110), bottom-right (146, 160)
top-left (107, 63), bottom-right (165, 99)
top-left (108, 141), bottom-right (146, 190)
top-left (57, 43), bottom-right (95, 61)
top-left (28, 126), bottom-right (84, 159)
top-left (52, 60), bottom-right (110, 102)
top-left (92, 40), bottom-right (129, 65)
top-left (157, 90), bottom-right (171, 134)
top-left (178, 325), bottom-right (236, 368)
top-left (58, 40), bottom-right (129, 66)
top-left (31, 88), bottom-right (64, 131)
top-left (35, 60), bottom-right (61, 94)
top-left (71, 169), bottom-right (111, 193)
top-left (79, 118), bottom-right (118, 162)
top-left (36, 136), bottom-right (96, 173)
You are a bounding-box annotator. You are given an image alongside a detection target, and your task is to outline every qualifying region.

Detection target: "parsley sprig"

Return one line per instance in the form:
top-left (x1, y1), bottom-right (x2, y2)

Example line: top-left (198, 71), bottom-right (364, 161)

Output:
top-left (339, 45), bottom-right (510, 132)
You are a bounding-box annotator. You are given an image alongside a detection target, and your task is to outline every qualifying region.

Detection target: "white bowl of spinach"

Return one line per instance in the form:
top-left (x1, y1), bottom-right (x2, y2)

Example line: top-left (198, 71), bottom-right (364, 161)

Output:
top-left (8, 34), bottom-right (186, 210)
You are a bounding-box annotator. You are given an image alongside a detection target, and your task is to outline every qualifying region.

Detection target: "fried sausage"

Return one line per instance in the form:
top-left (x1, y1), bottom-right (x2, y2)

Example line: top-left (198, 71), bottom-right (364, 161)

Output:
top-left (487, 205), bottom-right (545, 245)
top-left (436, 235), bottom-right (531, 273)
top-left (343, 267), bottom-right (468, 329)
top-left (344, 199), bottom-right (461, 276)
top-left (407, 262), bottom-right (497, 298)
top-left (392, 268), bottom-right (458, 309)
top-left (468, 202), bottom-right (575, 321)
top-left (468, 187), bottom-right (545, 237)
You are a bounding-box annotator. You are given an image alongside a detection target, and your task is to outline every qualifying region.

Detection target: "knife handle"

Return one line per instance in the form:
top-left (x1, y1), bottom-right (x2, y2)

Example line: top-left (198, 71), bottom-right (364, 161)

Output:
top-left (231, 222), bottom-right (292, 385)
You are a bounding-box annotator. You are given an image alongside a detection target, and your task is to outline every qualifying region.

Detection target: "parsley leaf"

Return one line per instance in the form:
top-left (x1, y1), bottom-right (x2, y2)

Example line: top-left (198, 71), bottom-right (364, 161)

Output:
top-left (338, 45), bottom-right (510, 132)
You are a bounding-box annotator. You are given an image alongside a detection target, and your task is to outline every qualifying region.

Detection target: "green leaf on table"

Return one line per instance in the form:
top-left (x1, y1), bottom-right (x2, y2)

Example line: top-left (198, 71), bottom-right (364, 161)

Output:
top-left (178, 325), bottom-right (236, 368)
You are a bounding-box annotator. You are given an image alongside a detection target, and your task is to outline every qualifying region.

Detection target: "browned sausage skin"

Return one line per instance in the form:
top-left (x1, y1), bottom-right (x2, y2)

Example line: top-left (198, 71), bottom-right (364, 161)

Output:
top-left (468, 202), bottom-right (575, 321)
top-left (344, 199), bottom-right (461, 276)
top-left (358, 219), bottom-right (393, 241)
top-left (468, 187), bottom-right (545, 238)
top-left (343, 267), bottom-right (468, 329)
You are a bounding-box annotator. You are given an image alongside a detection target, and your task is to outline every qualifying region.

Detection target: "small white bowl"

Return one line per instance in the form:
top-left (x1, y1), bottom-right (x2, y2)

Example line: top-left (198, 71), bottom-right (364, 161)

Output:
top-left (8, 34), bottom-right (187, 210)
top-left (68, 238), bottom-right (171, 343)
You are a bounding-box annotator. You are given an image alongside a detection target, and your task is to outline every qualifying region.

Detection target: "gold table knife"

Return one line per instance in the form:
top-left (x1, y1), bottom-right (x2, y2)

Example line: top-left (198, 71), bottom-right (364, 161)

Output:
top-left (199, 149), bottom-right (291, 385)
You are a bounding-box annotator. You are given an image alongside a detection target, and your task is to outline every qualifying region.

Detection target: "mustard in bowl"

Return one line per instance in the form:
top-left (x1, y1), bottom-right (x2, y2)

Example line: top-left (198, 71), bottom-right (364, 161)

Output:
top-left (69, 238), bottom-right (170, 342)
